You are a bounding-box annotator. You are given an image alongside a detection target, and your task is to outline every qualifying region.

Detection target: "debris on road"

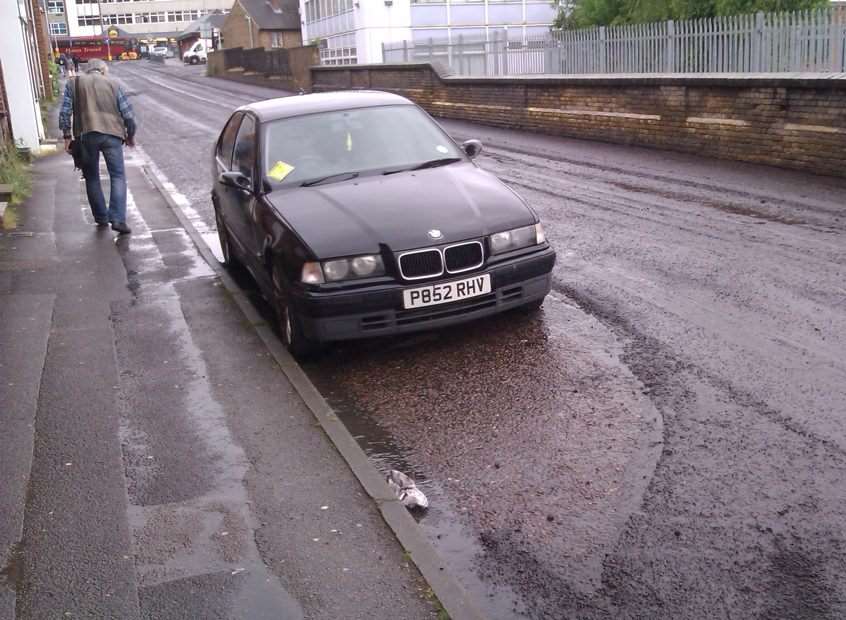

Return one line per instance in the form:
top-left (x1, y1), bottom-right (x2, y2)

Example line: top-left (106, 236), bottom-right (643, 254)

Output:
top-left (386, 469), bottom-right (429, 510)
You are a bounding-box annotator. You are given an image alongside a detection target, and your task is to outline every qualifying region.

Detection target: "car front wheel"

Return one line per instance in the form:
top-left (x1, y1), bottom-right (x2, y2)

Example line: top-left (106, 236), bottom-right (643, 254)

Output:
top-left (215, 208), bottom-right (240, 270)
top-left (272, 267), bottom-right (321, 360)
top-left (280, 302), bottom-right (320, 359)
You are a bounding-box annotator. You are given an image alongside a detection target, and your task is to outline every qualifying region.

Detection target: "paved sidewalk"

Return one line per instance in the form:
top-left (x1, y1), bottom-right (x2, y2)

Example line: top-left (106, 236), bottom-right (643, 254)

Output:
top-left (0, 153), bottom-right (438, 619)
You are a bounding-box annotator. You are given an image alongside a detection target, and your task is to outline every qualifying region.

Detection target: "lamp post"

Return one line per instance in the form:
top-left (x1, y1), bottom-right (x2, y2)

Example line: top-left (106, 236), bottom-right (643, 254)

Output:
top-left (96, 0), bottom-right (111, 60)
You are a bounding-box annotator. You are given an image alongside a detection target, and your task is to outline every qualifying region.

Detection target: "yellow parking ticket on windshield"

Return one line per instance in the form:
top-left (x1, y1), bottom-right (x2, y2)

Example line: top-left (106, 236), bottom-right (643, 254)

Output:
top-left (268, 160), bottom-right (295, 182)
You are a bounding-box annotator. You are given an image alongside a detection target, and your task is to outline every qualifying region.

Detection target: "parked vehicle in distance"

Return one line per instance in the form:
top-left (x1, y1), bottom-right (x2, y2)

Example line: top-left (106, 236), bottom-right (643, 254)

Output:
top-left (183, 40), bottom-right (208, 64)
top-left (211, 91), bottom-right (556, 358)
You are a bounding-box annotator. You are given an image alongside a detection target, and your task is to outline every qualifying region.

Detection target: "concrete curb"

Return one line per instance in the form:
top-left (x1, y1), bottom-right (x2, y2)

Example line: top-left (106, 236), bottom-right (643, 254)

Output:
top-left (141, 165), bottom-right (485, 620)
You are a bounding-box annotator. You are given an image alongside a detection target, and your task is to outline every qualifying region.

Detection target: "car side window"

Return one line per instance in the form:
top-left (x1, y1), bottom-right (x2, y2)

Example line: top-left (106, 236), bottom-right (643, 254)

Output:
top-left (217, 113), bottom-right (242, 169)
top-left (232, 115), bottom-right (256, 181)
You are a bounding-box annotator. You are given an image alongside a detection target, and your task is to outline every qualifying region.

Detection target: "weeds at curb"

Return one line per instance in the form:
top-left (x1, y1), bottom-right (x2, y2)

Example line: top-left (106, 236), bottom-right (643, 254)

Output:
top-left (0, 142), bottom-right (32, 205)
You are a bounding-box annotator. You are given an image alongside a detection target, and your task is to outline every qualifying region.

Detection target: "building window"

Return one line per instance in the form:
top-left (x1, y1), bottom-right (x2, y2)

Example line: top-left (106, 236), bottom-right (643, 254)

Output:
top-left (49, 21), bottom-right (68, 34)
top-left (138, 11), bottom-right (166, 23)
top-left (47, 0), bottom-right (64, 14)
top-left (103, 13), bottom-right (133, 24)
top-left (78, 15), bottom-right (101, 26)
top-left (305, 0), bottom-right (354, 23)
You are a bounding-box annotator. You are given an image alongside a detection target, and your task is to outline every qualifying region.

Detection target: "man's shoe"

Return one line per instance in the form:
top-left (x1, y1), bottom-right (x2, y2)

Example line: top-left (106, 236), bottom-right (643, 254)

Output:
top-left (111, 221), bottom-right (131, 235)
top-left (95, 220), bottom-right (109, 227)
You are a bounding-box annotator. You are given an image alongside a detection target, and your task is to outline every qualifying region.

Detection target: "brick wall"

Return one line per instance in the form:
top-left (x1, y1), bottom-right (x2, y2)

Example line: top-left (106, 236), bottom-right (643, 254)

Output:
top-left (221, 1), bottom-right (302, 51)
top-left (311, 64), bottom-right (846, 178)
top-left (208, 45), bottom-right (319, 92)
top-left (222, 2), bottom-right (260, 51)
top-left (32, 0), bottom-right (51, 100)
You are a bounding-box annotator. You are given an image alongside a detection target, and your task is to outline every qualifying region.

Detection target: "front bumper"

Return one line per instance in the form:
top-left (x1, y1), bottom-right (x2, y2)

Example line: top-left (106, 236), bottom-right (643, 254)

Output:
top-left (293, 246), bottom-right (555, 343)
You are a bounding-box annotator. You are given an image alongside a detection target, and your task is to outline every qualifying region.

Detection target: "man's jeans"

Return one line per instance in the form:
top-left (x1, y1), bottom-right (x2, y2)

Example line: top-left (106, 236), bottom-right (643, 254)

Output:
top-left (81, 132), bottom-right (127, 224)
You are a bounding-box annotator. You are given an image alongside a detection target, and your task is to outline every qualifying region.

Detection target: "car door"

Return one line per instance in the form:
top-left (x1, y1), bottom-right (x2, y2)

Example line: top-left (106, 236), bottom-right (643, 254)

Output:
top-left (214, 111), bottom-right (243, 253)
top-left (226, 113), bottom-right (263, 273)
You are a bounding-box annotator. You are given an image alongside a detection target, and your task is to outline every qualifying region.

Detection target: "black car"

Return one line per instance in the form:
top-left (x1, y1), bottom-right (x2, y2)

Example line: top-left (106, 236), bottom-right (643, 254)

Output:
top-left (212, 91), bottom-right (555, 357)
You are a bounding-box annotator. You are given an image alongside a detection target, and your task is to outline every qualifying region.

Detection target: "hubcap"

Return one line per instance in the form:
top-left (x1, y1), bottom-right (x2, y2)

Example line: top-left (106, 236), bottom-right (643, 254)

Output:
top-left (284, 306), bottom-right (293, 346)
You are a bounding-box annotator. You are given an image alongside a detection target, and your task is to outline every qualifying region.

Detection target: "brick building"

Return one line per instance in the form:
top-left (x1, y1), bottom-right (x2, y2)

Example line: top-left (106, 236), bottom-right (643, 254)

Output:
top-left (221, 0), bottom-right (302, 50)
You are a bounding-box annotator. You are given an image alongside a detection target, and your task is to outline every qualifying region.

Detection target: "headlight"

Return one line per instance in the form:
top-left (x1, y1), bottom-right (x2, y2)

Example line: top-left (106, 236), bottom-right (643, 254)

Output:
top-left (488, 223), bottom-right (545, 255)
top-left (351, 255), bottom-right (380, 277)
top-left (322, 254), bottom-right (385, 282)
top-left (323, 259), bottom-right (351, 281)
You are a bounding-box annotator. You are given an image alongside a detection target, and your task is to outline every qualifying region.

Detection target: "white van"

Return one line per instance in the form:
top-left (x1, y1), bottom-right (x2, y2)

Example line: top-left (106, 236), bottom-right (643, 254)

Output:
top-left (183, 40), bottom-right (208, 65)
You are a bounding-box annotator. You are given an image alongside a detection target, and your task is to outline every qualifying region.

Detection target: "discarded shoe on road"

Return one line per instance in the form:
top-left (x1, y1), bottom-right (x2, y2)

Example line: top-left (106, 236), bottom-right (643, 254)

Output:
top-left (387, 469), bottom-right (429, 510)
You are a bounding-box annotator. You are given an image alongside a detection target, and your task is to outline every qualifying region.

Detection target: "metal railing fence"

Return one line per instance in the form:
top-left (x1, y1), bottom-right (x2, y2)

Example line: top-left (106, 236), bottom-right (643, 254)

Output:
top-left (382, 8), bottom-right (846, 75)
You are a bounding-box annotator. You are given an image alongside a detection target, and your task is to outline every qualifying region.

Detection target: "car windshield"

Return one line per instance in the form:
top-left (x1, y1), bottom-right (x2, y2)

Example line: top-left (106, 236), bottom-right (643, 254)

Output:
top-left (262, 105), bottom-right (465, 187)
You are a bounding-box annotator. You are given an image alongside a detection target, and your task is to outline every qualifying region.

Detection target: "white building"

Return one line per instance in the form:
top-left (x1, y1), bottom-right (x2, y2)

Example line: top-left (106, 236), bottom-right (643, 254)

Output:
top-left (300, 0), bottom-right (556, 65)
top-left (1, 0), bottom-right (47, 151)
top-left (61, 0), bottom-right (232, 38)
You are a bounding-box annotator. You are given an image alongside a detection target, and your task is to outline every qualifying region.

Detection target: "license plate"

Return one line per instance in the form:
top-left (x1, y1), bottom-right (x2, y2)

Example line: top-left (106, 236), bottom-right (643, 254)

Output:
top-left (403, 274), bottom-right (491, 309)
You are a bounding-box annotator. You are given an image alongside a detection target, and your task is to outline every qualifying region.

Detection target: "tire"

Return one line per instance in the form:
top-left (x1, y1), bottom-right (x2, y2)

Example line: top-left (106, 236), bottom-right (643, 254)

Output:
top-left (280, 302), bottom-right (320, 360)
top-left (190, 56), bottom-right (198, 65)
top-left (272, 267), bottom-right (321, 360)
top-left (215, 208), bottom-right (240, 270)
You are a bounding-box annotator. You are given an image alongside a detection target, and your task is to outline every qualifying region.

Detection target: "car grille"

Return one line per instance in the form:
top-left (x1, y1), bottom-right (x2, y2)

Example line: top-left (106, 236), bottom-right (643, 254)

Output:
top-left (398, 249), bottom-right (443, 280)
top-left (444, 241), bottom-right (484, 274)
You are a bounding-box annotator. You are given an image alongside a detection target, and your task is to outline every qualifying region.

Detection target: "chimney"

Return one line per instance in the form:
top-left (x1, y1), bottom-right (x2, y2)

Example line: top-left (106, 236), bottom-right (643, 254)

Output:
top-left (265, 0), bottom-right (283, 13)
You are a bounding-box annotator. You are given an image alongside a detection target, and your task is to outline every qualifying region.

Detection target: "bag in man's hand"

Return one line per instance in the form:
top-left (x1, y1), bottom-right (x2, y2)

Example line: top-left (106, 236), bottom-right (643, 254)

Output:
top-left (69, 138), bottom-right (88, 170)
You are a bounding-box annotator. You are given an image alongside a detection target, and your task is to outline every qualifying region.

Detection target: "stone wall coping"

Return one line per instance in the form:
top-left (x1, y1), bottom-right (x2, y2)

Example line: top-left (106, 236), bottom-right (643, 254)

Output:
top-left (312, 63), bottom-right (846, 89)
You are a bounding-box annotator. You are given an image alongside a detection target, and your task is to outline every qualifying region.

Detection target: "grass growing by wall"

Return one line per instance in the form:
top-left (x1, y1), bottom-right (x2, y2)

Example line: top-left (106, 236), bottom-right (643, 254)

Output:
top-left (0, 141), bottom-right (32, 205)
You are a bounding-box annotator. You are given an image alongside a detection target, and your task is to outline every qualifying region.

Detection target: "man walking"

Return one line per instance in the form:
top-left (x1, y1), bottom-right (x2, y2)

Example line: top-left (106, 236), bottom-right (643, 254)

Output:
top-left (59, 59), bottom-right (136, 234)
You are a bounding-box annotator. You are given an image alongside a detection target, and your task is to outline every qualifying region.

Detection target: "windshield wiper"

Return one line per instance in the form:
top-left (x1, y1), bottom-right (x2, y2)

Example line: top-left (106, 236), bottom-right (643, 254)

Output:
top-left (412, 157), bottom-right (462, 171)
top-left (383, 157), bottom-right (462, 176)
top-left (300, 171), bottom-right (359, 187)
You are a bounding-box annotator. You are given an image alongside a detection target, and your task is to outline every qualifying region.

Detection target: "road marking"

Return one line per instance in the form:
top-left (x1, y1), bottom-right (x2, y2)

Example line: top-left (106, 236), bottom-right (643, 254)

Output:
top-left (131, 144), bottom-right (223, 262)
top-left (133, 92), bottom-right (218, 136)
top-left (126, 67), bottom-right (233, 107)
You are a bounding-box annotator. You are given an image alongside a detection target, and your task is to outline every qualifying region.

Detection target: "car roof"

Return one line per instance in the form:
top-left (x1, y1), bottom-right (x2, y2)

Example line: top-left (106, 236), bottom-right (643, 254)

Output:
top-left (238, 91), bottom-right (415, 122)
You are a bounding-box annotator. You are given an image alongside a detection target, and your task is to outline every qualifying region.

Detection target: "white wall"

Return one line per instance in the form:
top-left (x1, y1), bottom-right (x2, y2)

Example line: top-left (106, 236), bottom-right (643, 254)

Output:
top-left (300, 0), bottom-right (411, 64)
top-left (354, 0), bottom-right (411, 63)
top-left (0, 0), bottom-right (45, 151)
top-left (65, 0), bottom-right (101, 37)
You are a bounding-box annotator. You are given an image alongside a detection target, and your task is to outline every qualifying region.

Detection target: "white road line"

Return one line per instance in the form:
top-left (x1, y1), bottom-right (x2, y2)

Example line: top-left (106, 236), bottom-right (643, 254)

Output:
top-left (131, 144), bottom-right (223, 262)
top-left (132, 92), bottom-right (219, 136)
top-left (125, 68), bottom-right (234, 107)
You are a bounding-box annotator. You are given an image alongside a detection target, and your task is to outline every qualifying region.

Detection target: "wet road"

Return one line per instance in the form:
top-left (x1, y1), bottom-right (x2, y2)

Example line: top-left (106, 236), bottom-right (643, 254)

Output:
top-left (112, 60), bottom-right (846, 618)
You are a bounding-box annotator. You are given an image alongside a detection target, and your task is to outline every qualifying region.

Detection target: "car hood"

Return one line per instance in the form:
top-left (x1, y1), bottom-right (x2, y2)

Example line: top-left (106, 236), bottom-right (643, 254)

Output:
top-left (265, 163), bottom-right (535, 258)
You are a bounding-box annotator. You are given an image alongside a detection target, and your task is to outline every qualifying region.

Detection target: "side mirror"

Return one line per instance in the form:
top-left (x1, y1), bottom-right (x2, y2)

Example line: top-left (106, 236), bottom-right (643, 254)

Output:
top-left (461, 139), bottom-right (483, 159)
top-left (219, 171), bottom-right (251, 192)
